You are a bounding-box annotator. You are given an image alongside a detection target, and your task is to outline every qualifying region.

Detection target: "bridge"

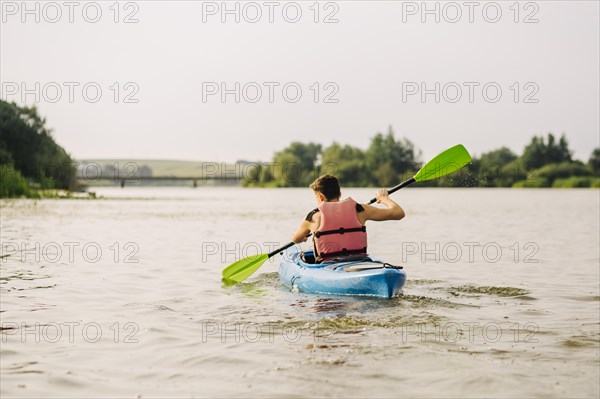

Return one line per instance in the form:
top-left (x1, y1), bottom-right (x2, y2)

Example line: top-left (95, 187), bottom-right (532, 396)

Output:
top-left (78, 175), bottom-right (243, 187)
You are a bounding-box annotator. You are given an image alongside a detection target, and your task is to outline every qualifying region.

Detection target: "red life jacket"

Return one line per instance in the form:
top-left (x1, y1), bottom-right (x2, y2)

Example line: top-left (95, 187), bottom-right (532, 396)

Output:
top-left (312, 197), bottom-right (367, 261)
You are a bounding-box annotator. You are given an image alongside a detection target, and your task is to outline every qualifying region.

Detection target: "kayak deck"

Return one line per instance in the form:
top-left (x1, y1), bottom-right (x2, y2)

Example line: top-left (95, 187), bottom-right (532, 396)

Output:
top-left (278, 251), bottom-right (406, 298)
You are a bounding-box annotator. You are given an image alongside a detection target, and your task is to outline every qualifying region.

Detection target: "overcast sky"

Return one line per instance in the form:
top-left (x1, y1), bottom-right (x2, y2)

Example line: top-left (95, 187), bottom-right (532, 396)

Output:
top-left (1, 0), bottom-right (598, 162)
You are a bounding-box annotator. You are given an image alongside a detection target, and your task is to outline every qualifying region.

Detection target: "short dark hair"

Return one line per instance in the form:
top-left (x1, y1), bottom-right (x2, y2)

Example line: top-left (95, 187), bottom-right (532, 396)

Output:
top-left (310, 175), bottom-right (341, 201)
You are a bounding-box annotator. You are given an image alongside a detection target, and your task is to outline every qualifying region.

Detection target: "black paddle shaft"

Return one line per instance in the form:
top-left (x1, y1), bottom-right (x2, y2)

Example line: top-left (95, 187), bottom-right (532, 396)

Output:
top-left (367, 177), bottom-right (416, 204)
top-left (268, 241), bottom-right (296, 258)
top-left (268, 176), bottom-right (417, 258)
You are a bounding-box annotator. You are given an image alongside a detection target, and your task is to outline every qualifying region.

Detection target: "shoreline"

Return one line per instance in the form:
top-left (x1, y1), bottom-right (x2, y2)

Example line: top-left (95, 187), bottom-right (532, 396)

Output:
top-left (2, 184), bottom-right (599, 201)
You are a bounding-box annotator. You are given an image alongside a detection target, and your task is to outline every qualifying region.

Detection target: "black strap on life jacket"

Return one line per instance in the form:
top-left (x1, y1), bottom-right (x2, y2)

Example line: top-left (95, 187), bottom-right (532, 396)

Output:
top-left (314, 225), bottom-right (366, 238)
top-left (305, 208), bottom-right (319, 221)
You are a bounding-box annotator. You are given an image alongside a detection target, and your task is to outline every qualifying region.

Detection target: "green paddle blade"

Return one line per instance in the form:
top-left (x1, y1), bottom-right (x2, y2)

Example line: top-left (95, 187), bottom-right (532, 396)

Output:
top-left (221, 253), bottom-right (269, 284)
top-left (414, 144), bottom-right (472, 182)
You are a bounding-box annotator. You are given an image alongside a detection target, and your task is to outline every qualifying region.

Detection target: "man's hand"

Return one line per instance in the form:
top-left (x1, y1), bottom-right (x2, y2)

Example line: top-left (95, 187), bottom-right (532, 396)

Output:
top-left (361, 189), bottom-right (405, 222)
top-left (375, 189), bottom-right (389, 203)
top-left (295, 234), bottom-right (308, 243)
top-left (291, 220), bottom-right (312, 243)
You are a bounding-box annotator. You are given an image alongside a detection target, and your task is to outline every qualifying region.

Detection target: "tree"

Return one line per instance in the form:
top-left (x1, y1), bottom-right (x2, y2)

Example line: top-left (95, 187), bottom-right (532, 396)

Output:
top-left (589, 148), bottom-right (600, 174)
top-left (521, 133), bottom-right (572, 170)
top-left (365, 126), bottom-right (420, 185)
top-left (372, 162), bottom-right (396, 187)
top-left (479, 147), bottom-right (517, 166)
top-left (273, 151), bottom-right (303, 187)
top-left (0, 100), bottom-right (74, 190)
top-left (271, 142), bottom-right (322, 186)
top-left (280, 142), bottom-right (321, 172)
top-left (320, 142), bottom-right (368, 186)
top-left (243, 164), bottom-right (262, 186)
top-left (475, 147), bottom-right (518, 187)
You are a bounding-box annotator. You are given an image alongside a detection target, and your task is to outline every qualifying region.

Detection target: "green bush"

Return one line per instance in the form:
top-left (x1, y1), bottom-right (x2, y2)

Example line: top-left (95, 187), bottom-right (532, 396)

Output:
top-left (553, 177), bottom-right (600, 188)
top-left (534, 162), bottom-right (592, 184)
top-left (0, 163), bottom-right (31, 197)
top-left (512, 178), bottom-right (550, 188)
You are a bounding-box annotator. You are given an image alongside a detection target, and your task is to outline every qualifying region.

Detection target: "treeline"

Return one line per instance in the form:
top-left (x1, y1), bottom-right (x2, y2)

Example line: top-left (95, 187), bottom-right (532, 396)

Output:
top-left (243, 127), bottom-right (600, 188)
top-left (0, 100), bottom-right (75, 198)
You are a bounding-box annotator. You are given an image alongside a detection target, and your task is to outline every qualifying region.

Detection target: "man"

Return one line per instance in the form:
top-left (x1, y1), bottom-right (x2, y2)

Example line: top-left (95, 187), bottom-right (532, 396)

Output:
top-left (291, 175), bottom-right (405, 262)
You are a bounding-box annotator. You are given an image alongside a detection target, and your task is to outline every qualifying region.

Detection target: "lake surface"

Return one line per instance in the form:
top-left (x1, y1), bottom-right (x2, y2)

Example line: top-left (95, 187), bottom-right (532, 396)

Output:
top-left (1, 187), bottom-right (599, 398)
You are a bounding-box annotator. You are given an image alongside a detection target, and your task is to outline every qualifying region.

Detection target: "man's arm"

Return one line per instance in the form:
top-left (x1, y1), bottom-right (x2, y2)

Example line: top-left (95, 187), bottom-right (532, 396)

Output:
top-left (361, 189), bottom-right (405, 222)
top-left (291, 219), bottom-right (312, 243)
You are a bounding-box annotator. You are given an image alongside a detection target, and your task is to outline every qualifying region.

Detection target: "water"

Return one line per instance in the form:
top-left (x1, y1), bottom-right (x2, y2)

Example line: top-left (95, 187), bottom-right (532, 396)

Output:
top-left (1, 188), bottom-right (599, 398)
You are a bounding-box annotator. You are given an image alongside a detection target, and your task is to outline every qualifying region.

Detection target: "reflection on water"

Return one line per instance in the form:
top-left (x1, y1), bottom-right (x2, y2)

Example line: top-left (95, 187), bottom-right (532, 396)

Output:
top-left (1, 188), bottom-right (599, 398)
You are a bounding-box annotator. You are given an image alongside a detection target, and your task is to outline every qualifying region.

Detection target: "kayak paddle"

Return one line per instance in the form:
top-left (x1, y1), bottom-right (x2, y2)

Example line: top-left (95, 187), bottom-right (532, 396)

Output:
top-left (221, 144), bottom-right (471, 284)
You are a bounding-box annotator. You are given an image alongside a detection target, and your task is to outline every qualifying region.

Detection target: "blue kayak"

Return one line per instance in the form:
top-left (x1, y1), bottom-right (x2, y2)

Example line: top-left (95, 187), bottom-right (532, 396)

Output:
top-left (279, 251), bottom-right (406, 298)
